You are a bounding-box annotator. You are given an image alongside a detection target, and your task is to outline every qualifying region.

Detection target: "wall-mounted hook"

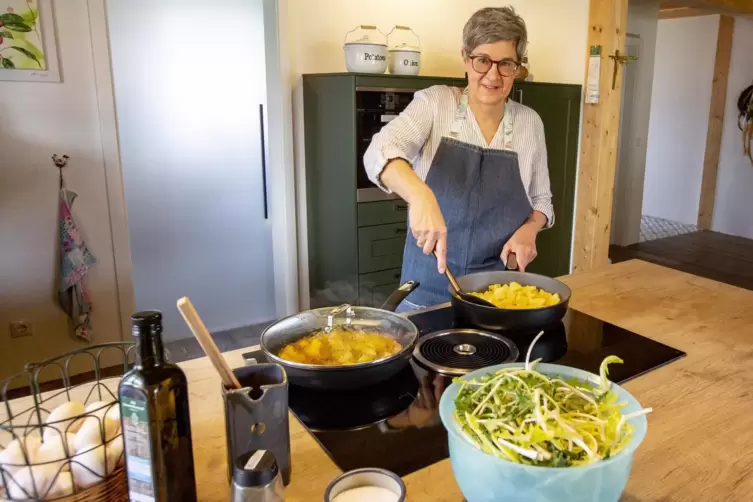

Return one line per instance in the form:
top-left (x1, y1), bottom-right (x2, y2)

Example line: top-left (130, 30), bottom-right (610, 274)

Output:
top-left (53, 154), bottom-right (70, 189)
top-left (52, 154), bottom-right (69, 168)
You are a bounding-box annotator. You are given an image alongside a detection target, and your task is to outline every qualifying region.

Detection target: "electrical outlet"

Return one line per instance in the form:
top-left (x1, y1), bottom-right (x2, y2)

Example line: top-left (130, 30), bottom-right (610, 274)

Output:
top-left (9, 321), bottom-right (33, 338)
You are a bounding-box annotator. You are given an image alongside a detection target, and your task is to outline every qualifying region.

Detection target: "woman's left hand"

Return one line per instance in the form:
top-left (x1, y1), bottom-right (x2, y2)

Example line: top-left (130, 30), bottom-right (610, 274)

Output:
top-left (501, 222), bottom-right (539, 271)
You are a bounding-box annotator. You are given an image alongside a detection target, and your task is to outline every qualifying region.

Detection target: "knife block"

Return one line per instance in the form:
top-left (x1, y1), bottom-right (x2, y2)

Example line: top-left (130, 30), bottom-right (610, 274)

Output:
top-left (222, 364), bottom-right (291, 485)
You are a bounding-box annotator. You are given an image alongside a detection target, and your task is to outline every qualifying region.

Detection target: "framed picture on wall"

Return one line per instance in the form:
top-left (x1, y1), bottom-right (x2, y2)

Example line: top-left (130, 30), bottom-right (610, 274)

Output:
top-left (0, 0), bottom-right (60, 82)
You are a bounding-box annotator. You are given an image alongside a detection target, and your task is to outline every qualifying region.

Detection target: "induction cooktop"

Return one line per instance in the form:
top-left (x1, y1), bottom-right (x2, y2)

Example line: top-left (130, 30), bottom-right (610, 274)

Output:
top-left (243, 306), bottom-right (685, 477)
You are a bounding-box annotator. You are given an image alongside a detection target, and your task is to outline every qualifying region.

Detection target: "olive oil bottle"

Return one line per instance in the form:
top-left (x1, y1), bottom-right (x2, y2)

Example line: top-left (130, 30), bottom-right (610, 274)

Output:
top-left (119, 311), bottom-right (197, 501)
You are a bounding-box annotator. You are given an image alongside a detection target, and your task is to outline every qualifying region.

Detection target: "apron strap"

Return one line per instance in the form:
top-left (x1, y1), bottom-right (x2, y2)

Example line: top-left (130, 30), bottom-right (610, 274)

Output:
top-left (448, 87), bottom-right (515, 149)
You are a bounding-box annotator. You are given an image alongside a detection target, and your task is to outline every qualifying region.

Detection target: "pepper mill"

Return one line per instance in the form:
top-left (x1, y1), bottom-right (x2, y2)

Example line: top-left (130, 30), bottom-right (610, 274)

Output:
top-left (231, 450), bottom-right (284, 502)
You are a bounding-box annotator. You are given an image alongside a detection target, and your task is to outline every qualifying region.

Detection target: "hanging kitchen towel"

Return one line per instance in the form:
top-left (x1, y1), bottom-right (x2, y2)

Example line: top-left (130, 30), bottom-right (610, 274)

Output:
top-left (58, 187), bottom-right (97, 341)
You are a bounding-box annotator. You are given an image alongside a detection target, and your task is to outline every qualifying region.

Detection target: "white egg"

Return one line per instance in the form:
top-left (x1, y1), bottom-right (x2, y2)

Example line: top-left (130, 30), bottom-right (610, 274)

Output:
top-left (36, 433), bottom-right (76, 472)
top-left (105, 436), bottom-right (124, 471)
top-left (0, 466), bottom-right (9, 497)
top-left (45, 471), bottom-right (74, 499)
top-left (105, 404), bottom-right (121, 425)
top-left (74, 416), bottom-right (119, 453)
top-left (0, 436), bottom-right (41, 466)
top-left (5, 464), bottom-right (57, 500)
top-left (84, 400), bottom-right (117, 421)
top-left (70, 439), bottom-right (121, 489)
top-left (44, 402), bottom-right (86, 439)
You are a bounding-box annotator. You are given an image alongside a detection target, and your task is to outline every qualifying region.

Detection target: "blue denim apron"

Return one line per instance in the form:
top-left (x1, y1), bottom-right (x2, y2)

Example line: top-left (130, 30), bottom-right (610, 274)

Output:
top-left (398, 89), bottom-right (533, 310)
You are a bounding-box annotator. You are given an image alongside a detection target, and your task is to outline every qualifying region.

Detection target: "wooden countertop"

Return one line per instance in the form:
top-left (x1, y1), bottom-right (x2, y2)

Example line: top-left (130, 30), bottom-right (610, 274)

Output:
top-left (181, 260), bottom-right (753, 501)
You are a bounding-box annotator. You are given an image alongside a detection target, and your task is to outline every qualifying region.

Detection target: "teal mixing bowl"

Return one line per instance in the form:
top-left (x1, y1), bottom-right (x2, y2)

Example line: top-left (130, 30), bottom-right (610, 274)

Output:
top-left (439, 363), bottom-right (648, 502)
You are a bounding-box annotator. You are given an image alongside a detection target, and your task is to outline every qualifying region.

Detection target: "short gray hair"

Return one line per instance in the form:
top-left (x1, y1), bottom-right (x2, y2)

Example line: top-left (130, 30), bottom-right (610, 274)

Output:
top-left (462, 6), bottom-right (528, 62)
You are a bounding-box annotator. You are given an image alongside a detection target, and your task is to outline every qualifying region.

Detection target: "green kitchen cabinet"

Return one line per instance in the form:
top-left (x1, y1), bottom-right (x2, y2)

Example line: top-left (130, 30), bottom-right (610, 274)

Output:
top-left (357, 268), bottom-right (403, 308)
top-left (357, 200), bottom-right (410, 227)
top-left (510, 82), bottom-right (581, 278)
top-left (358, 222), bottom-right (409, 274)
top-left (303, 73), bottom-right (459, 308)
top-left (303, 73), bottom-right (581, 308)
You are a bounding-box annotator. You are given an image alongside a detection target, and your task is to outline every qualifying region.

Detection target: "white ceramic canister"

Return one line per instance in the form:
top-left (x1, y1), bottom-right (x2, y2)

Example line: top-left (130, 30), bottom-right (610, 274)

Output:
top-left (387, 25), bottom-right (421, 75)
top-left (343, 25), bottom-right (388, 74)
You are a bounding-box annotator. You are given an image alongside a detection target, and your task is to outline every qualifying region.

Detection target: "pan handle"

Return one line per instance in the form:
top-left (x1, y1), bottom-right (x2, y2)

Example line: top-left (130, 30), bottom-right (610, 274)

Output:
top-left (506, 252), bottom-right (518, 271)
top-left (380, 280), bottom-right (420, 312)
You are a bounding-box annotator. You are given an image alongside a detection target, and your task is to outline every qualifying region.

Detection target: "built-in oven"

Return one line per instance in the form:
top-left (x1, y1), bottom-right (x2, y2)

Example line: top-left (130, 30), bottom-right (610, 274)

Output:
top-left (356, 87), bottom-right (417, 202)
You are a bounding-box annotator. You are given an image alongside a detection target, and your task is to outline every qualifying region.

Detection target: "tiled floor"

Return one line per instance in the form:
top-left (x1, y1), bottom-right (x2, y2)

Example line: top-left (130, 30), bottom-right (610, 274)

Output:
top-left (164, 321), bottom-right (272, 363)
top-left (610, 230), bottom-right (753, 292)
top-left (640, 215), bottom-right (697, 242)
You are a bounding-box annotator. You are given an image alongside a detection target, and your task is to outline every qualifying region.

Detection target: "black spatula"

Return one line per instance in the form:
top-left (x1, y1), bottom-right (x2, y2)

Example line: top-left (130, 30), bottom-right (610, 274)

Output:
top-left (435, 252), bottom-right (498, 308)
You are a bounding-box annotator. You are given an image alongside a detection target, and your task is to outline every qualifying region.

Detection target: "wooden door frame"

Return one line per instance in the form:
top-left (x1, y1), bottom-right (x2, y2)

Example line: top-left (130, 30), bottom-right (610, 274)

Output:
top-left (573, 0), bottom-right (748, 273)
top-left (572, 0), bottom-right (630, 273)
top-left (610, 34), bottom-right (643, 248)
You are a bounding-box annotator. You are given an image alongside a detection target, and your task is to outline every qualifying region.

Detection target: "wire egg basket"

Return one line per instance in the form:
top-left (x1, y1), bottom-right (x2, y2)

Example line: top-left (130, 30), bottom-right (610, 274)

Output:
top-left (0, 342), bottom-right (139, 501)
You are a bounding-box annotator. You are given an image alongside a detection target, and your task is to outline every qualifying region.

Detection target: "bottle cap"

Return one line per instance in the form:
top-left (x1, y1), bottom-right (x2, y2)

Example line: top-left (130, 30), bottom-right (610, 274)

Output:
top-left (233, 449), bottom-right (279, 487)
top-left (131, 311), bottom-right (163, 334)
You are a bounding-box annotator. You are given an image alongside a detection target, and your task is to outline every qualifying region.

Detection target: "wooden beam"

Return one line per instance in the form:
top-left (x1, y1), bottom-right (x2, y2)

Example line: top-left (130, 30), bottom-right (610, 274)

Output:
top-left (697, 15), bottom-right (735, 230)
top-left (674, 0), bottom-right (753, 14)
top-left (572, 0), bottom-right (629, 273)
top-left (659, 7), bottom-right (714, 19)
top-left (659, 1), bottom-right (689, 8)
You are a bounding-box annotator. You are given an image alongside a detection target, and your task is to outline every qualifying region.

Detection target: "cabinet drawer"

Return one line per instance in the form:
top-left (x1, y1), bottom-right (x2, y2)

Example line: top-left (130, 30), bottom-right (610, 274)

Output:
top-left (358, 223), bottom-right (407, 274)
top-left (357, 200), bottom-right (409, 227)
top-left (358, 268), bottom-right (403, 307)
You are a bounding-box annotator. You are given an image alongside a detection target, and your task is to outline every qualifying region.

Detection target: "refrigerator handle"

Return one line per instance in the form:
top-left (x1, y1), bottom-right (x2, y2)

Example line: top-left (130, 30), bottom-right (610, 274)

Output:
top-left (259, 103), bottom-right (269, 220)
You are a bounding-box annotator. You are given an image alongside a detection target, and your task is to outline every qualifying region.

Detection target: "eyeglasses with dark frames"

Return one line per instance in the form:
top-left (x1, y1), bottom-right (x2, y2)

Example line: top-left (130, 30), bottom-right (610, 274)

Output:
top-left (468, 55), bottom-right (520, 78)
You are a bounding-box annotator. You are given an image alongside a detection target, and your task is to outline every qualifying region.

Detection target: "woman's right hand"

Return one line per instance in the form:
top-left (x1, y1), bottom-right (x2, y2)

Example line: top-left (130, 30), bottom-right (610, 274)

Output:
top-left (409, 187), bottom-right (447, 273)
top-left (378, 159), bottom-right (447, 273)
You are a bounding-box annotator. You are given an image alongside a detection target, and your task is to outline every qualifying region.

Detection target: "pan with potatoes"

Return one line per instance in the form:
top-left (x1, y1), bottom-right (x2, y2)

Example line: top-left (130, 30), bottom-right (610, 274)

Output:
top-left (278, 329), bottom-right (403, 366)
top-left (450, 270), bottom-right (572, 331)
top-left (261, 282), bottom-right (421, 390)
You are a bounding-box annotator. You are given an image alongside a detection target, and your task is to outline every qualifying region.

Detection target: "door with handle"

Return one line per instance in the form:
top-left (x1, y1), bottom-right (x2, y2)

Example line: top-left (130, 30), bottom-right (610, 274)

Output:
top-left (107, 0), bottom-right (274, 340)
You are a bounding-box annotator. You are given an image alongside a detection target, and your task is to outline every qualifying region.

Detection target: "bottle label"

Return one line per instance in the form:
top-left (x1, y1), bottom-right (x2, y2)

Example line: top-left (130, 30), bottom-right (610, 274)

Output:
top-left (122, 395), bottom-right (157, 502)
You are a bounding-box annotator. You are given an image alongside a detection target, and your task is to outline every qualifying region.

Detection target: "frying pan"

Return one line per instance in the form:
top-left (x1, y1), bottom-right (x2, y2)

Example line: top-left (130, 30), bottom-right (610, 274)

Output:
top-left (449, 270), bottom-right (571, 331)
top-left (260, 282), bottom-right (420, 390)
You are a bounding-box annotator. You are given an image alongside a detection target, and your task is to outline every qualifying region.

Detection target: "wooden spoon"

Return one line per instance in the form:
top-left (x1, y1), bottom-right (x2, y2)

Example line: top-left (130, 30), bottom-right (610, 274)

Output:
top-left (177, 297), bottom-right (241, 389)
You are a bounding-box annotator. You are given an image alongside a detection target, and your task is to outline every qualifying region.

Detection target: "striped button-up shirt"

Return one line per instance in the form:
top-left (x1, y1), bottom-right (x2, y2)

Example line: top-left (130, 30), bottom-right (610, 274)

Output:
top-left (364, 85), bottom-right (554, 226)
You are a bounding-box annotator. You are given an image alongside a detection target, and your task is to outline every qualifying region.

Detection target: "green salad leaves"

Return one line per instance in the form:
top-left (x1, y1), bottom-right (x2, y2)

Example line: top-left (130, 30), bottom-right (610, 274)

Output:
top-left (454, 333), bottom-right (652, 467)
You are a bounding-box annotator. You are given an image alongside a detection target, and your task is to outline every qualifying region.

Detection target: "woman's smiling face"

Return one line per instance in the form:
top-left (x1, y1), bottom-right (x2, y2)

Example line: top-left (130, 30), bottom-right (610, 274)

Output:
top-left (464, 40), bottom-right (518, 107)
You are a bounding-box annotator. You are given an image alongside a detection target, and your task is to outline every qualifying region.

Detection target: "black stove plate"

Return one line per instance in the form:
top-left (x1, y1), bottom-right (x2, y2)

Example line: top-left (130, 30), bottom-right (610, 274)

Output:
top-left (415, 329), bottom-right (518, 373)
top-left (245, 307), bottom-right (685, 477)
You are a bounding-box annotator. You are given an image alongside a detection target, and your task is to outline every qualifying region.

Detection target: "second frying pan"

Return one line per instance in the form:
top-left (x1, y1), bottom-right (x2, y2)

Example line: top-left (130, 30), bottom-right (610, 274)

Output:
top-left (448, 270), bottom-right (571, 331)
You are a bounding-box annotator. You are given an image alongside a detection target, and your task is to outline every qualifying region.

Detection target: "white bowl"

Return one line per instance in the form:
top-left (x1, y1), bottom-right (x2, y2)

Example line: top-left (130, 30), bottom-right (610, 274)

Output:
top-left (344, 43), bottom-right (387, 73)
top-left (388, 49), bottom-right (420, 75)
top-left (324, 468), bottom-right (406, 502)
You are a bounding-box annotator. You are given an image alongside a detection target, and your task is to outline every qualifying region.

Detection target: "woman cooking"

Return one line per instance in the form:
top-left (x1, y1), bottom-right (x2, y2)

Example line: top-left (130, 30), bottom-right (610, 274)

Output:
top-left (364, 6), bottom-right (554, 312)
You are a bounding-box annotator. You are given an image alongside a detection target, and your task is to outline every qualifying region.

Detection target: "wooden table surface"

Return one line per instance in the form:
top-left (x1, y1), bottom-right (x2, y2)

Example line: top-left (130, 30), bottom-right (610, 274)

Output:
top-left (182, 260), bottom-right (753, 502)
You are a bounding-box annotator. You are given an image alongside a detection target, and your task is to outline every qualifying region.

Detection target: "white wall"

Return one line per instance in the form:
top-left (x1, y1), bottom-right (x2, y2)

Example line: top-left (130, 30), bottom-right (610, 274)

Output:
top-left (287, 0), bottom-right (590, 307)
top-left (287, 0), bottom-right (589, 85)
top-left (712, 17), bottom-right (753, 239)
top-left (612, 0), bottom-right (660, 246)
top-left (0, 0), bottom-right (122, 381)
top-left (642, 15), bottom-right (720, 225)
